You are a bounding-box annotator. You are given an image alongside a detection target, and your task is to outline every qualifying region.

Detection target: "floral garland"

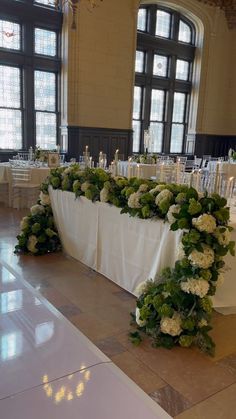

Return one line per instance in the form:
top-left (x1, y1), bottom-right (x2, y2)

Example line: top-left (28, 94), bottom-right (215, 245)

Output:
top-left (15, 164), bottom-right (235, 354)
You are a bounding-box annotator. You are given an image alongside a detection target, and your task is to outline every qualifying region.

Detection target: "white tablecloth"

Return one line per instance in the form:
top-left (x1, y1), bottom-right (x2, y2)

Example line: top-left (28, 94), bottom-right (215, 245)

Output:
top-left (207, 161), bottom-right (236, 178)
top-left (0, 163), bottom-right (50, 206)
top-left (50, 189), bottom-right (236, 310)
top-left (117, 162), bottom-right (157, 179)
top-left (212, 213), bottom-right (236, 313)
top-left (50, 189), bottom-right (182, 294)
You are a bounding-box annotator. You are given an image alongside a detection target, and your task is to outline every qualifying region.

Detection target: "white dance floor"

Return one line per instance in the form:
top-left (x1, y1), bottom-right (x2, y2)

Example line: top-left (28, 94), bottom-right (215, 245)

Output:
top-left (0, 260), bottom-right (171, 419)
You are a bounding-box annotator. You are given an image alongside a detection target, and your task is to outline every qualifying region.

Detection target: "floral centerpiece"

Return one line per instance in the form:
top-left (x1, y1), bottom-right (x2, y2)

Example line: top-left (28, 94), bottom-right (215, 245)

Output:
top-left (15, 164), bottom-right (235, 354)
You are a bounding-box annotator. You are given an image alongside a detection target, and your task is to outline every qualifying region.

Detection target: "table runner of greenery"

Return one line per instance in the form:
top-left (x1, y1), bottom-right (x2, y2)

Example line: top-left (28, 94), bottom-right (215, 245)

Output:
top-left (15, 164), bottom-right (235, 355)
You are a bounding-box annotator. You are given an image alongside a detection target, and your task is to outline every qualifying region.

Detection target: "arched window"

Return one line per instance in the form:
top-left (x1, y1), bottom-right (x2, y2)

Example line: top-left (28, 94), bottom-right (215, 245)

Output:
top-left (0, 0), bottom-right (62, 153)
top-left (133, 5), bottom-right (195, 154)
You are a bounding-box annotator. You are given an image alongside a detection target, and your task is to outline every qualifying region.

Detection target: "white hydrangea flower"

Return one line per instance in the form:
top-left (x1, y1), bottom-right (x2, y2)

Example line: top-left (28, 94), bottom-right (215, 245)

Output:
top-left (135, 307), bottom-right (146, 327)
top-left (155, 189), bottom-right (173, 206)
top-left (100, 187), bottom-right (109, 203)
top-left (198, 318), bottom-right (208, 328)
top-left (192, 214), bottom-right (216, 233)
top-left (188, 244), bottom-right (214, 269)
top-left (30, 204), bottom-right (45, 216)
top-left (167, 204), bottom-right (181, 224)
top-left (128, 192), bottom-right (142, 208)
top-left (20, 216), bottom-right (29, 230)
top-left (180, 278), bottom-right (209, 298)
top-left (160, 312), bottom-right (182, 336)
top-left (216, 272), bottom-right (224, 288)
top-left (62, 167), bottom-right (73, 176)
top-left (138, 184), bottom-right (149, 193)
top-left (176, 241), bottom-right (186, 260)
top-left (150, 184), bottom-right (166, 194)
top-left (134, 281), bottom-right (148, 297)
top-left (39, 191), bottom-right (50, 206)
top-left (27, 235), bottom-right (38, 254)
top-left (81, 181), bottom-right (91, 192)
top-left (213, 227), bottom-right (231, 246)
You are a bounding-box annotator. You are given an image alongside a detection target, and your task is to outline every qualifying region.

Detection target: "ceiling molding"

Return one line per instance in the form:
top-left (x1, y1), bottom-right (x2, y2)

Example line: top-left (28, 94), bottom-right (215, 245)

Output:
top-left (197, 0), bottom-right (236, 28)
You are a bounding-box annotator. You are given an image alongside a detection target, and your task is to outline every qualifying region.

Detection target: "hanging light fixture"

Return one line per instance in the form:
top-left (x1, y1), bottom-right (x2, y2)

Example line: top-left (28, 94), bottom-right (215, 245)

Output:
top-left (51, 0), bottom-right (103, 30)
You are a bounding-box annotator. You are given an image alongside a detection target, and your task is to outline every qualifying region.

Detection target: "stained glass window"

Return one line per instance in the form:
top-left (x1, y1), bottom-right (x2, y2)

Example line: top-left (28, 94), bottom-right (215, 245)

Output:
top-left (34, 70), bottom-right (56, 111)
top-left (36, 112), bottom-right (57, 149)
top-left (135, 51), bottom-right (145, 73)
top-left (156, 10), bottom-right (171, 38)
top-left (34, 70), bottom-right (57, 149)
top-left (176, 59), bottom-right (189, 80)
top-left (133, 5), bottom-right (195, 154)
top-left (0, 19), bottom-right (20, 50)
top-left (34, 0), bottom-right (56, 7)
top-left (153, 55), bottom-right (168, 77)
top-left (0, 65), bottom-right (22, 149)
top-left (178, 20), bottom-right (192, 44)
top-left (132, 86), bottom-right (142, 152)
top-left (137, 9), bottom-right (147, 31)
top-left (35, 28), bottom-right (57, 56)
top-left (170, 92), bottom-right (186, 153)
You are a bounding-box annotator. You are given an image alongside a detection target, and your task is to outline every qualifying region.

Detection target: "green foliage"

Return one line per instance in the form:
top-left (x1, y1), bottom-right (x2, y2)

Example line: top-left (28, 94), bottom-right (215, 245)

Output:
top-left (15, 165), bottom-right (235, 356)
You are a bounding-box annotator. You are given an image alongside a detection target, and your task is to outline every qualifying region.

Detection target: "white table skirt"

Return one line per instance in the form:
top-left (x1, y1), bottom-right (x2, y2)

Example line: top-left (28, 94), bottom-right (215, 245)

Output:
top-left (50, 189), bottom-right (182, 294)
top-left (50, 189), bottom-right (236, 310)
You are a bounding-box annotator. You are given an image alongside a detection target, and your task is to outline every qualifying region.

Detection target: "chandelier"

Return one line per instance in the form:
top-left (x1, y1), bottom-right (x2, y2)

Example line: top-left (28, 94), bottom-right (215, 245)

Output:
top-left (51, 0), bottom-right (103, 29)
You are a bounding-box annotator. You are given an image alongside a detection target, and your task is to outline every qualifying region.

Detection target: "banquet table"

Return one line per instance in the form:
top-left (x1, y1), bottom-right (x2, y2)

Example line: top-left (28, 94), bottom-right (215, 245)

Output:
top-left (50, 188), bottom-right (236, 311)
top-left (207, 161), bottom-right (236, 178)
top-left (0, 163), bottom-right (50, 206)
top-left (50, 189), bottom-right (182, 294)
top-left (117, 161), bottom-right (157, 179)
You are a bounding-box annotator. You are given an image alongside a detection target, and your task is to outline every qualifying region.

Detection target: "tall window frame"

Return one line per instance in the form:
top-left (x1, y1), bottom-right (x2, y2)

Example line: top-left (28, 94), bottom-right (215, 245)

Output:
top-left (0, 0), bottom-right (62, 152)
top-left (133, 5), bottom-right (196, 154)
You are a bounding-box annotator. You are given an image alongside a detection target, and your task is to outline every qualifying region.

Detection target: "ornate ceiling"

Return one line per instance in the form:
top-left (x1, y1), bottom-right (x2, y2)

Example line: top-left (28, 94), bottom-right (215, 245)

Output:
top-left (197, 0), bottom-right (236, 28)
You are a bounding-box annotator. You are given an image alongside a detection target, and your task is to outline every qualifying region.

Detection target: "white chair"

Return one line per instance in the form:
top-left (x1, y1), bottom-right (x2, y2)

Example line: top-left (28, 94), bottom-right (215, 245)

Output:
top-left (11, 167), bottom-right (40, 209)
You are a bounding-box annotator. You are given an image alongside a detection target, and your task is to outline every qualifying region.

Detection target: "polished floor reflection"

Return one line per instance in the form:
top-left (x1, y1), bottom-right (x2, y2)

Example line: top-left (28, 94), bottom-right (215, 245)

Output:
top-left (1, 204), bottom-right (236, 418)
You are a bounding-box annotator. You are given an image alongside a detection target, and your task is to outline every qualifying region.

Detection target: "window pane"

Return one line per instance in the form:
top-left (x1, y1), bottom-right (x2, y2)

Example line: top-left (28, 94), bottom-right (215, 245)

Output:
top-left (0, 109), bottom-right (22, 149)
top-left (153, 55), bottom-right (168, 77)
top-left (36, 112), bottom-right (56, 149)
top-left (176, 59), bottom-right (189, 80)
top-left (150, 89), bottom-right (165, 121)
top-left (170, 124), bottom-right (184, 153)
top-left (133, 86), bottom-right (142, 119)
top-left (35, 28), bottom-right (57, 57)
top-left (137, 9), bottom-right (147, 31)
top-left (135, 51), bottom-right (145, 73)
top-left (156, 10), bottom-right (171, 38)
top-left (178, 20), bottom-right (191, 43)
top-left (132, 120), bottom-right (141, 153)
top-left (149, 122), bottom-right (163, 153)
top-left (172, 92), bottom-right (186, 123)
top-left (34, 0), bottom-right (55, 7)
top-left (0, 66), bottom-right (21, 108)
top-left (34, 71), bottom-right (56, 111)
top-left (0, 20), bottom-right (20, 50)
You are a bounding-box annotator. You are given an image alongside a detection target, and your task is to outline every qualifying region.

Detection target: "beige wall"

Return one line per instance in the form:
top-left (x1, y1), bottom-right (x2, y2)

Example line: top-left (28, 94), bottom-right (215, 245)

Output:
top-left (64, 0), bottom-right (236, 136)
top-left (66, 0), bottom-right (139, 129)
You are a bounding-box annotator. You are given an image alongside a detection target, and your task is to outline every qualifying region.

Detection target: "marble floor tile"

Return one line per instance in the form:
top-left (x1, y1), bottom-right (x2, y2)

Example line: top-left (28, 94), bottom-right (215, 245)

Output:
top-left (150, 385), bottom-right (192, 417)
top-left (95, 336), bottom-right (126, 357)
top-left (176, 383), bottom-right (236, 419)
top-left (111, 351), bottom-right (166, 394)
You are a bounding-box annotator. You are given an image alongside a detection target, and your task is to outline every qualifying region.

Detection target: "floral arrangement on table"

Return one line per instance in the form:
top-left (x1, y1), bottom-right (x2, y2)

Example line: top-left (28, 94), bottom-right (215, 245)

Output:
top-left (15, 188), bottom-right (61, 255)
top-left (15, 164), bottom-right (235, 355)
top-left (132, 154), bottom-right (159, 164)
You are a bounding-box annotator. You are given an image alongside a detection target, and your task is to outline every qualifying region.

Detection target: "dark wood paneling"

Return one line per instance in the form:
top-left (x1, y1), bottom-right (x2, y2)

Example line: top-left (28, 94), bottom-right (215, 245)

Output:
top-left (195, 134), bottom-right (236, 157)
top-left (67, 126), bottom-right (133, 165)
